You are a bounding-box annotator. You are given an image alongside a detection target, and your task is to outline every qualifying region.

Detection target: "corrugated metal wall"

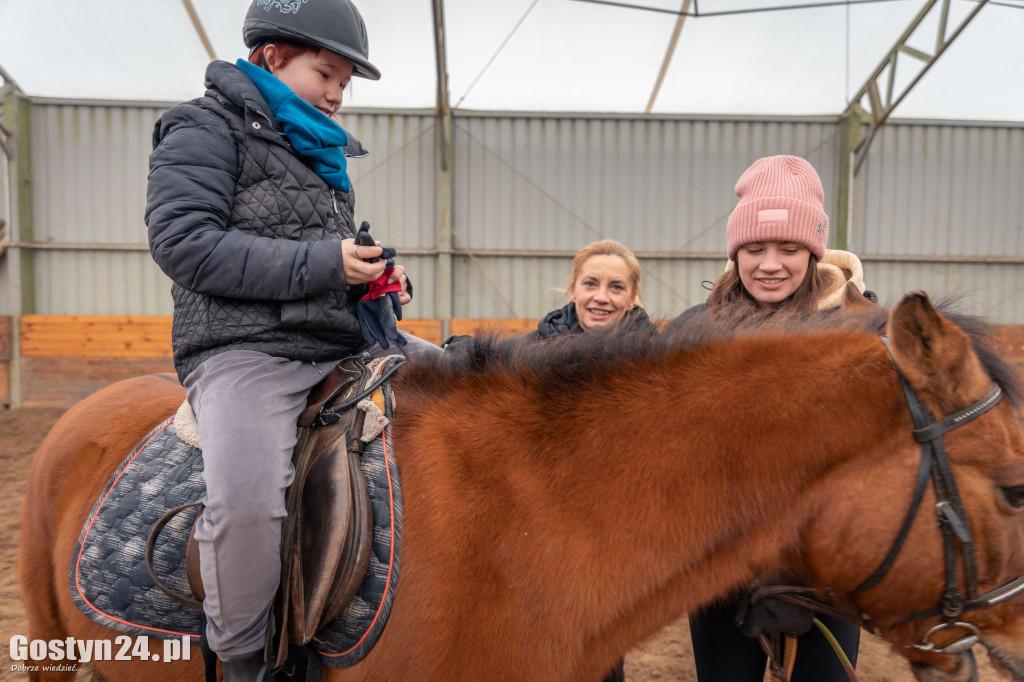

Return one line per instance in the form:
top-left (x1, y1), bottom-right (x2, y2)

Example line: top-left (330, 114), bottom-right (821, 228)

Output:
top-left (855, 122), bottom-right (1024, 321)
top-left (21, 104), bottom-right (441, 317)
top-left (452, 114), bottom-right (841, 319)
top-left (341, 111), bottom-right (439, 319)
top-left (6, 101), bottom-right (1023, 323)
top-left (28, 103), bottom-right (167, 315)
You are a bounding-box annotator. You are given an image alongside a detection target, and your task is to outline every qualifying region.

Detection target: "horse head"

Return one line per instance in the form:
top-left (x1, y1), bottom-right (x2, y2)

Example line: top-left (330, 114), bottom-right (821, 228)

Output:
top-left (800, 292), bottom-right (1024, 681)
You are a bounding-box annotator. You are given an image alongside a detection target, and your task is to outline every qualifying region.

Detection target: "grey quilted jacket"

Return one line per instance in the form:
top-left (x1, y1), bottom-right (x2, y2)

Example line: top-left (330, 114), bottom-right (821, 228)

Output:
top-left (146, 61), bottom-right (368, 381)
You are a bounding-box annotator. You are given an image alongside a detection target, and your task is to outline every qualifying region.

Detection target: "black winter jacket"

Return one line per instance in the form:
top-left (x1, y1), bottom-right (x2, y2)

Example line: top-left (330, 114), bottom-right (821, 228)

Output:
top-left (529, 302), bottom-right (653, 340)
top-left (146, 61), bottom-right (368, 381)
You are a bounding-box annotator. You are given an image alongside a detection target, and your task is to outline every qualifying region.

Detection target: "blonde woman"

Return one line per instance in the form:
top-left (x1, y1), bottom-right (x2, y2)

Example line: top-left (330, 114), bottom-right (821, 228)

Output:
top-left (531, 239), bottom-right (651, 339)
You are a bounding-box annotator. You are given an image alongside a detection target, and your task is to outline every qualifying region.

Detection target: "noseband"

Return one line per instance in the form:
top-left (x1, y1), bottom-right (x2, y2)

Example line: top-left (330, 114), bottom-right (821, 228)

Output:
top-left (761, 337), bottom-right (1023, 658)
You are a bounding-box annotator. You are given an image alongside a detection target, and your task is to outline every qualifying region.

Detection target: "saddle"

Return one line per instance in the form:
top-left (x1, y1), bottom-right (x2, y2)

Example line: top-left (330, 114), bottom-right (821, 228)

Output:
top-left (146, 355), bottom-right (405, 668)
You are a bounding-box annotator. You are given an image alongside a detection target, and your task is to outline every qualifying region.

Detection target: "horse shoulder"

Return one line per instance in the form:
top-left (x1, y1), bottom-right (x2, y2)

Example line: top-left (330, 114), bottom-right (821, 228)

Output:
top-left (32, 373), bottom-right (183, 474)
top-left (18, 374), bottom-right (185, 656)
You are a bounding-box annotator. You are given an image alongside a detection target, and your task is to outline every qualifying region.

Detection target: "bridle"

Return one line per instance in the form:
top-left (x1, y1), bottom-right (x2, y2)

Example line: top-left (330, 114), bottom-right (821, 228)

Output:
top-left (762, 337), bottom-right (1024, 658)
top-left (855, 337), bottom-right (1024, 655)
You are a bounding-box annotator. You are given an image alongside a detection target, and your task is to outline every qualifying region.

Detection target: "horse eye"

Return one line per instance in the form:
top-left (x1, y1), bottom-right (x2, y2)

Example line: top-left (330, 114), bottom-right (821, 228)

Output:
top-left (1000, 485), bottom-right (1024, 509)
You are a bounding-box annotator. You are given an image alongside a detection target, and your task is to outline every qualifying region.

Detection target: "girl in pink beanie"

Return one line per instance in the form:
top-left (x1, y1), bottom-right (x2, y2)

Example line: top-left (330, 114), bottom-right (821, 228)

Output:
top-left (705, 154), bottom-right (875, 311)
top-left (683, 155), bottom-right (875, 682)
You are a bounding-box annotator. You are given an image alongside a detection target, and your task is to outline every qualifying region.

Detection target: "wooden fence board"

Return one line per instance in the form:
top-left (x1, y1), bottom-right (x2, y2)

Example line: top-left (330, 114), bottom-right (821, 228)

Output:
top-left (19, 356), bottom-right (176, 408)
top-left (0, 316), bottom-right (10, 361)
top-left (7, 316), bottom-right (1024, 409)
top-left (450, 318), bottom-right (539, 337)
top-left (21, 315), bottom-right (173, 357)
top-left (1, 316), bottom-right (9, 408)
top-left (0, 362), bottom-right (9, 408)
top-left (20, 315), bottom-right (446, 357)
top-left (397, 319), bottom-right (443, 346)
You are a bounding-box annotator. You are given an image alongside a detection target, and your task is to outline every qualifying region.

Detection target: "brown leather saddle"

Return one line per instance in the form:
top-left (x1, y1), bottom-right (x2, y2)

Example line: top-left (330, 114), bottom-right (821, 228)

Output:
top-left (145, 354), bottom-right (405, 667)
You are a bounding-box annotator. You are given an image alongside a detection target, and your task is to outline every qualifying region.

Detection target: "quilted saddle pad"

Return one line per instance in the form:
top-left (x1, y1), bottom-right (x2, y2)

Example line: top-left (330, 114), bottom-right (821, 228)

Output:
top-left (69, 381), bottom-right (403, 668)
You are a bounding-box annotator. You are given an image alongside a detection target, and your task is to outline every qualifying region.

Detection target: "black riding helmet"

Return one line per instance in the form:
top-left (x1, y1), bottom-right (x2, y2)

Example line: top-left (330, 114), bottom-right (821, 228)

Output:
top-left (243, 0), bottom-right (381, 80)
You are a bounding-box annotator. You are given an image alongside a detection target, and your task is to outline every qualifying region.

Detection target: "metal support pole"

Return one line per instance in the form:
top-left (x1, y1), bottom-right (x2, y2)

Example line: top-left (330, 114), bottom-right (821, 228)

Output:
top-left (181, 0), bottom-right (218, 62)
top-left (834, 111), bottom-right (861, 252)
top-left (645, 0), bottom-right (692, 114)
top-left (846, 0), bottom-right (989, 171)
top-left (432, 0), bottom-right (454, 339)
top-left (2, 85), bottom-right (33, 407)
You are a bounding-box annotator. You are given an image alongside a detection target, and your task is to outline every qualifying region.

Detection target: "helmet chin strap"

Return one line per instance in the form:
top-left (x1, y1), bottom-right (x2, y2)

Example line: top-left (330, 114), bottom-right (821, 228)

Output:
top-left (249, 43), bottom-right (274, 72)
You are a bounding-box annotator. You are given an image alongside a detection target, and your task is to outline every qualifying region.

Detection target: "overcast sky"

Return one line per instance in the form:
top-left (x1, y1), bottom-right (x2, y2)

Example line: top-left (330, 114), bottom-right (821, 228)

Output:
top-left (1, 0), bottom-right (1021, 120)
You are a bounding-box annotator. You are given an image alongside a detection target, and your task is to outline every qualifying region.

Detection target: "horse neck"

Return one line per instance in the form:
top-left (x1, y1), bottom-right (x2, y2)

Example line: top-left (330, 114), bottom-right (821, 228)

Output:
top-left (586, 334), bottom-right (901, 601)
top-left (393, 331), bottom-right (902, 670)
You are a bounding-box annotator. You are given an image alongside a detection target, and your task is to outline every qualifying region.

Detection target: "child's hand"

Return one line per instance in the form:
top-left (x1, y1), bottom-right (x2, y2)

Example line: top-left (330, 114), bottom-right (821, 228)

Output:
top-left (387, 264), bottom-right (412, 305)
top-left (350, 222), bottom-right (407, 349)
top-left (341, 238), bottom-right (387, 284)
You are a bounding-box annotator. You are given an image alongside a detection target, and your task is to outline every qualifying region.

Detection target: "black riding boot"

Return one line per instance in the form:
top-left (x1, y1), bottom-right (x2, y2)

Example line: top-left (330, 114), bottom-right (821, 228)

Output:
top-left (602, 658), bottom-right (625, 682)
top-left (222, 651), bottom-right (269, 682)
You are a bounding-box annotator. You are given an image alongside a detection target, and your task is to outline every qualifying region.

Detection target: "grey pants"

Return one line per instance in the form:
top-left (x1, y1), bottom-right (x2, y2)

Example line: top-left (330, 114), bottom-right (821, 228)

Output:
top-left (185, 351), bottom-right (340, 660)
top-left (183, 337), bottom-right (439, 659)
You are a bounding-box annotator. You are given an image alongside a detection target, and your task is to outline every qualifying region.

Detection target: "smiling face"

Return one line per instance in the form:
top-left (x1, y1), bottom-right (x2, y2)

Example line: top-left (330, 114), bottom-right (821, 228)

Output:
top-left (570, 254), bottom-right (638, 332)
top-left (735, 241), bottom-right (812, 306)
top-left (264, 44), bottom-right (354, 117)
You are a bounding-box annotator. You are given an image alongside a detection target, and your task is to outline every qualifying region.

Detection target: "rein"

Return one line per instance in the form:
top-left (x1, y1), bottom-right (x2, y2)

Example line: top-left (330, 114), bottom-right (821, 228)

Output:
top-left (763, 336), bottom-right (1021, 663)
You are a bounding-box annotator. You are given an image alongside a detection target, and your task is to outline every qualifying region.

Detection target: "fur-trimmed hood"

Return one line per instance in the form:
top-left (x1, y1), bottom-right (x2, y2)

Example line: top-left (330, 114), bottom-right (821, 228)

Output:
top-left (816, 249), bottom-right (868, 309)
top-left (722, 249), bottom-right (870, 310)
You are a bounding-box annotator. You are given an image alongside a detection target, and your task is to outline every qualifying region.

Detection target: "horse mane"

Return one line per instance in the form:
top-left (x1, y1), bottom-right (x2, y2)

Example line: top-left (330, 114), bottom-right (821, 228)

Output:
top-left (934, 301), bottom-right (1024, 408)
top-left (398, 302), bottom-right (1022, 409)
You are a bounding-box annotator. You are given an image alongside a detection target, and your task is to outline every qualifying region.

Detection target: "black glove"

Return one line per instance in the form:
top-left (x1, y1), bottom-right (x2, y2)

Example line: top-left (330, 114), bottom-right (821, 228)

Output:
top-left (355, 221), bottom-right (396, 269)
top-left (353, 221), bottom-right (406, 350)
top-left (735, 594), bottom-right (815, 638)
top-left (357, 297), bottom-right (406, 350)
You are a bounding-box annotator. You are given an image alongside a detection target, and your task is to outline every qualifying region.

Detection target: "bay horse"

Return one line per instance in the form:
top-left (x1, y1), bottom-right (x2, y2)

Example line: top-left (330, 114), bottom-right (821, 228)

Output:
top-left (18, 292), bottom-right (1024, 681)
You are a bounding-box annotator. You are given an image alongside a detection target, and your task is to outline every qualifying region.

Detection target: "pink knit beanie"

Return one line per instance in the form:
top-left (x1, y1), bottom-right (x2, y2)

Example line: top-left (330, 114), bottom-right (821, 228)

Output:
top-left (726, 155), bottom-right (829, 260)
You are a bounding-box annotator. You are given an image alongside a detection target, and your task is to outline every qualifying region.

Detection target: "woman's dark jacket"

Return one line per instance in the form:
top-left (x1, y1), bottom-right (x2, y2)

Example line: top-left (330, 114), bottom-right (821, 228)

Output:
top-left (672, 288), bottom-right (878, 329)
top-left (146, 60), bottom-right (367, 381)
top-left (529, 302), bottom-right (653, 340)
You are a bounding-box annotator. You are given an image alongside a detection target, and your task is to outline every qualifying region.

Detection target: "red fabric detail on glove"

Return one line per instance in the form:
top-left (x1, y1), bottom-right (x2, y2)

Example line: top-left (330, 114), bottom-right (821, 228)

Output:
top-left (361, 268), bottom-right (403, 301)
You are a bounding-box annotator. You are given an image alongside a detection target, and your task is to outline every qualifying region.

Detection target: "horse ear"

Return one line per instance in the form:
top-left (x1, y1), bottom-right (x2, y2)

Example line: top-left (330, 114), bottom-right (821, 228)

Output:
top-left (842, 282), bottom-right (873, 309)
top-left (886, 291), bottom-right (989, 412)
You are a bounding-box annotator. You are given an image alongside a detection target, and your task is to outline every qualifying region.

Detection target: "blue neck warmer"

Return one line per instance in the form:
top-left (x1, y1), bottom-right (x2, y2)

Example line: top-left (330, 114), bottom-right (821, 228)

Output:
top-left (236, 59), bottom-right (351, 193)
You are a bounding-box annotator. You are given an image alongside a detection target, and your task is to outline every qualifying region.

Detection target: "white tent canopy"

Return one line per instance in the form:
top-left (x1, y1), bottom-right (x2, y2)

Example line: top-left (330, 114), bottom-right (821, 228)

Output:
top-left (1, 0), bottom-right (1022, 119)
